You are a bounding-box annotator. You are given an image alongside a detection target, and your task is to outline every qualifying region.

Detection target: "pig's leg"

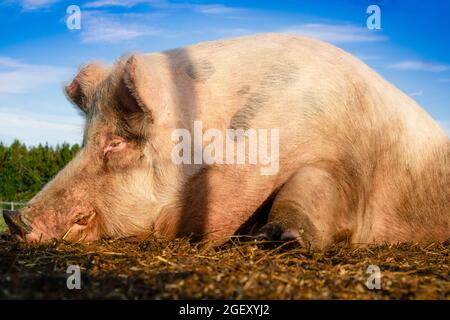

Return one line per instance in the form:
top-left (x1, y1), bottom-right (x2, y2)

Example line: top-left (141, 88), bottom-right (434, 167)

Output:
top-left (154, 166), bottom-right (275, 246)
top-left (257, 166), bottom-right (351, 250)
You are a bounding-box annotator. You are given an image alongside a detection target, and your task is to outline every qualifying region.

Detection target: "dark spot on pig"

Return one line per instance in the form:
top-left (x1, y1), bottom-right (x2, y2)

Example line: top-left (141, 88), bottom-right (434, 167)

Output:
top-left (230, 61), bottom-right (298, 130)
top-left (260, 62), bottom-right (299, 89)
top-left (237, 85), bottom-right (251, 96)
top-left (230, 92), bottom-right (268, 131)
top-left (185, 59), bottom-right (216, 82)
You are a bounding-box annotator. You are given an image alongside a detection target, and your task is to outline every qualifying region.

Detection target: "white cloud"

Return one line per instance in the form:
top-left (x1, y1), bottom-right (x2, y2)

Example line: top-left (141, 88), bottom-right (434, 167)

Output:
top-left (408, 90), bottom-right (423, 97)
top-left (438, 78), bottom-right (450, 83)
top-left (387, 60), bottom-right (450, 73)
top-left (0, 108), bottom-right (83, 145)
top-left (0, 57), bottom-right (73, 94)
top-left (283, 23), bottom-right (387, 43)
top-left (80, 12), bottom-right (162, 43)
top-left (83, 0), bottom-right (149, 8)
top-left (193, 4), bottom-right (242, 15)
top-left (83, 0), bottom-right (242, 15)
top-left (15, 0), bottom-right (59, 11)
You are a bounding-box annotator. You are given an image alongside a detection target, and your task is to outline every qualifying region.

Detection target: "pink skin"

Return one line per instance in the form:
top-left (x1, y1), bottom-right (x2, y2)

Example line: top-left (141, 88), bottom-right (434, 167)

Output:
top-left (21, 200), bottom-right (99, 242)
top-left (15, 138), bottom-right (128, 243)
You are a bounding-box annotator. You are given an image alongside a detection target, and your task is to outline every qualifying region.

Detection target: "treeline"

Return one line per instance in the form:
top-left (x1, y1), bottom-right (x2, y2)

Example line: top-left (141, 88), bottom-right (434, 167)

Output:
top-left (0, 140), bottom-right (80, 202)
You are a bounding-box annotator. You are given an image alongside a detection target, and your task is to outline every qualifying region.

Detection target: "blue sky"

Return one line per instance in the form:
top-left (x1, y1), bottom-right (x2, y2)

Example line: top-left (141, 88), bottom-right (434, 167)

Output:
top-left (0, 0), bottom-right (449, 145)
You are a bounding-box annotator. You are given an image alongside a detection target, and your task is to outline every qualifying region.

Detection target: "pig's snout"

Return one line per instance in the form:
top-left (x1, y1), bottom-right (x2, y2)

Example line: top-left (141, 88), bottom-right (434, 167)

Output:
top-left (2, 209), bottom-right (32, 239)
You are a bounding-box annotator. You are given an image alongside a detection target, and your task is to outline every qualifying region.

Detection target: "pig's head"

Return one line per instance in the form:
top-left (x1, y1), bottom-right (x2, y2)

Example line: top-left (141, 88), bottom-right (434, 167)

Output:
top-left (3, 54), bottom-right (177, 242)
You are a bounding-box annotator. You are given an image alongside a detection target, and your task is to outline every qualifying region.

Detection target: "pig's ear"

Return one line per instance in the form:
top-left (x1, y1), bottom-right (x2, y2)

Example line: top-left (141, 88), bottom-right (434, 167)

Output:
top-left (117, 54), bottom-right (165, 124)
top-left (65, 63), bottom-right (108, 113)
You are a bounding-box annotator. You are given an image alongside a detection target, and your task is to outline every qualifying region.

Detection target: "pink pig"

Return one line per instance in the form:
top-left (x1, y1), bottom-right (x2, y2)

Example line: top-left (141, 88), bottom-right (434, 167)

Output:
top-left (4, 33), bottom-right (449, 249)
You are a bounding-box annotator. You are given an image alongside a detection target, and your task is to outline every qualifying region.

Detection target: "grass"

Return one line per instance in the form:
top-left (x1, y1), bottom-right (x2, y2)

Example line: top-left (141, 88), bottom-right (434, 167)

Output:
top-left (0, 216), bottom-right (6, 234)
top-left (0, 232), bottom-right (448, 299)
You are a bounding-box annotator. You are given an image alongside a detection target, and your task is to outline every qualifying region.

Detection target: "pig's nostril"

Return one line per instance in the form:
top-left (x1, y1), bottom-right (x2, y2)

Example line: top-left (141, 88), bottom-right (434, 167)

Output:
top-left (2, 210), bottom-right (32, 236)
top-left (3, 210), bottom-right (19, 235)
top-left (3, 210), bottom-right (15, 224)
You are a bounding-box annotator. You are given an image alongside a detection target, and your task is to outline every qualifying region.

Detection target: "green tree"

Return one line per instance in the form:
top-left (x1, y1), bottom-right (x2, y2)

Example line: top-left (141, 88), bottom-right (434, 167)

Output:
top-left (0, 140), bottom-right (80, 202)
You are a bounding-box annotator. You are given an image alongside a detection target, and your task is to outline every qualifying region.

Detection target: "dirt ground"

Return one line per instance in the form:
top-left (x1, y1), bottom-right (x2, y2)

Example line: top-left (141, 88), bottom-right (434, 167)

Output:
top-left (0, 232), bottom-right (448, 300)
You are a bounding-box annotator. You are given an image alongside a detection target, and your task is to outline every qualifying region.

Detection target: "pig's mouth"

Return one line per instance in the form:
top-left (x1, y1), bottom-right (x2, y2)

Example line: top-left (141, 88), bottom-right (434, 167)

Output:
top-left (2, 210), bottom-right (32, 241)
top-left (2, 208), bottom-right (99, 243)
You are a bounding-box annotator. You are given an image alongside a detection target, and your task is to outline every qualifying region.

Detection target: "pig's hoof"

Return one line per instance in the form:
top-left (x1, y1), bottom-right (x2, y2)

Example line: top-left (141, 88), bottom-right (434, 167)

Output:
top-left (256, 223), bottom-right (301, 242)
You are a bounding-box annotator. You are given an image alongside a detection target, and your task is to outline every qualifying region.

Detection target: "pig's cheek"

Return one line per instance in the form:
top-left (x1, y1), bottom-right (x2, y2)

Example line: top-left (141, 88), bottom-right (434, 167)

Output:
top-left (26, 218), bottom-right (59, 242)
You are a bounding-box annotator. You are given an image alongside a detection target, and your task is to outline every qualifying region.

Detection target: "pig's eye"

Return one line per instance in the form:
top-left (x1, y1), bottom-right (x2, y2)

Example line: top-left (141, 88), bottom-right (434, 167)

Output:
top-left (104, 138), bottom-right (127, 155)
top-left (110, 139), bottom-right (123, 149)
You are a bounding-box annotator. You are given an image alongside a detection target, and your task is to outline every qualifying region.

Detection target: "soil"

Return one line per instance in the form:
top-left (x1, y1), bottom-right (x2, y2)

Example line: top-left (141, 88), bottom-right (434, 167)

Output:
top-left (0, 234), bottom-right (448, 299)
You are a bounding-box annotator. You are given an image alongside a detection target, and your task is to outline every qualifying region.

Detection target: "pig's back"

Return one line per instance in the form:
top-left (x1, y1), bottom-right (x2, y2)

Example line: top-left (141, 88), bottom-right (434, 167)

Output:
top-left (155, 33), bottom-right (447, 156)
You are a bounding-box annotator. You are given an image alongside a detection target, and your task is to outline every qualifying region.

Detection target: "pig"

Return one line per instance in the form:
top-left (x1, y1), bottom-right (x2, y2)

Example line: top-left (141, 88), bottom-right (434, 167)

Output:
top-left (3, 33), bottom-right (449, 249)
